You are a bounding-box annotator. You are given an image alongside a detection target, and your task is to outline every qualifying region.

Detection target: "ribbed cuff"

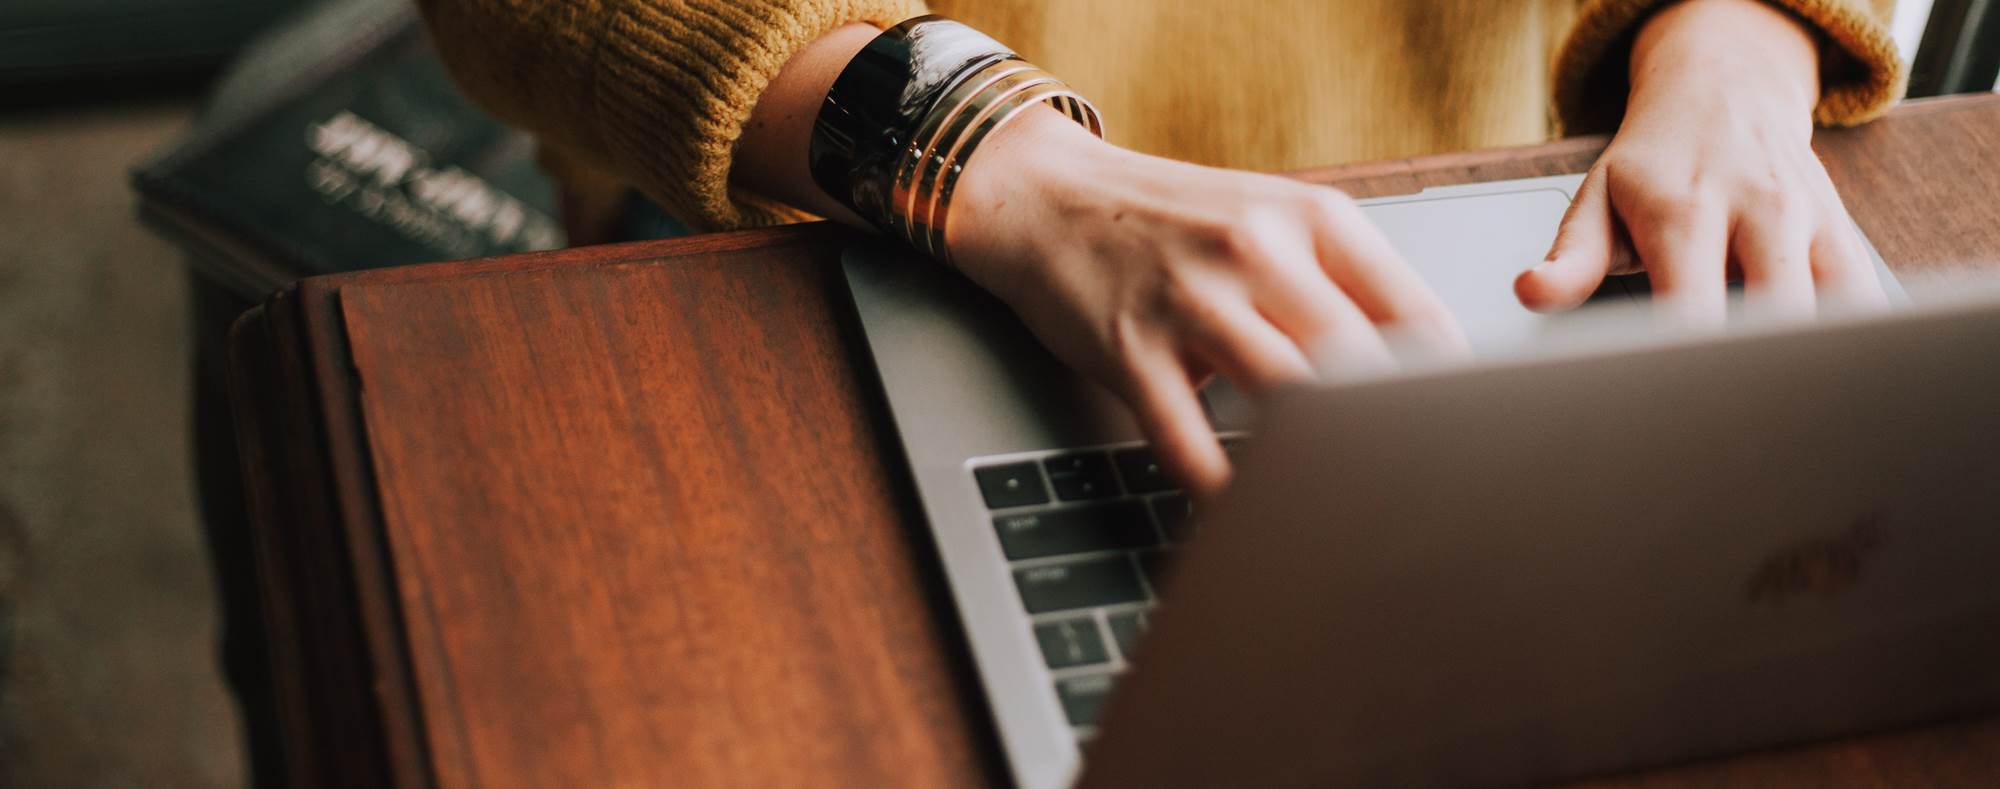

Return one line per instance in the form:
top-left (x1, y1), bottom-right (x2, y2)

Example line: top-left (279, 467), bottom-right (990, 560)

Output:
top-left (593, 0), bottom-right (930, 231)
top-left (1553, 0), bottom-right (1907, 135)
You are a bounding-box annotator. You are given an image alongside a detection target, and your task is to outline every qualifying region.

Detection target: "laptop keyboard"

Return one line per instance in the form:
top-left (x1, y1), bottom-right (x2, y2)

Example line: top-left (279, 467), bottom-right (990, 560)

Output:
top-left (971, 437), bottom-right (1237, 739)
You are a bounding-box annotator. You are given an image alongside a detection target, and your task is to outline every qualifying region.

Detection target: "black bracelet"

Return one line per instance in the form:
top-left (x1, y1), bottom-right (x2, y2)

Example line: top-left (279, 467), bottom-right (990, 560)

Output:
top-left (810, 16), bottom-right (1015, 235)
top-left (810, 16), bottom-right (1102, 259)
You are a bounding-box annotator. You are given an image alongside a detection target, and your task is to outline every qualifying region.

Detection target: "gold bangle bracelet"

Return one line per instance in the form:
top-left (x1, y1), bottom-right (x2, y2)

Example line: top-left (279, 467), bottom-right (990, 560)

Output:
top-left (924, 84), bottom-right (1098, 261)
top-left (810, 16), bottom-right (1101, 251)
top-left (883, 57), bottom-right (1102, 261)
top-left (893, 64), bottom-right (1046, 249)
top-left (908, 73), bottom-right (1065, 254)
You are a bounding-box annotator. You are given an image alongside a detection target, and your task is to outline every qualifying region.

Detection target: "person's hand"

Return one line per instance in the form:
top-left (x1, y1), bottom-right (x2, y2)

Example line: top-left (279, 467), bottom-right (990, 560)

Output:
top-left (1516, 0), bottom-right (1886, 324)
top-left (946, 109), bottom-right (1465, 496)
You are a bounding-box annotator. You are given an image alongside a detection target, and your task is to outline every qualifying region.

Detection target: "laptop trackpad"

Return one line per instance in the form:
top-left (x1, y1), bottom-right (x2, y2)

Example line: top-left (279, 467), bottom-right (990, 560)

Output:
top-left (1363, 187), bottom-right (1576, 352)
top-left (1362, 183), bottom-right (1904, 354)
top-left (1204, 185), bottom-right (1575, 431)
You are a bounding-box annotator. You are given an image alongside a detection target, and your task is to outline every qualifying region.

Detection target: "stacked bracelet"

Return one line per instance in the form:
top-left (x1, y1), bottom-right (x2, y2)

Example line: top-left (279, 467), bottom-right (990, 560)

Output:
top-left (809, 16), bottom-right (1103, 262)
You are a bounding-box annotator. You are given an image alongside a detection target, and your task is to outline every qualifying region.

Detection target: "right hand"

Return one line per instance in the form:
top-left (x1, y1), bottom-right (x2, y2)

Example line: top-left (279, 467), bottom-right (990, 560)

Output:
top-left (947, 108), bottom-right (1466, 497)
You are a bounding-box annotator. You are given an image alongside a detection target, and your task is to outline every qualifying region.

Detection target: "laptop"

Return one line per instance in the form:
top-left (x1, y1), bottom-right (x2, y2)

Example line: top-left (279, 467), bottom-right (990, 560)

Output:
top-left (839, 173), bottom-right (2000, 787)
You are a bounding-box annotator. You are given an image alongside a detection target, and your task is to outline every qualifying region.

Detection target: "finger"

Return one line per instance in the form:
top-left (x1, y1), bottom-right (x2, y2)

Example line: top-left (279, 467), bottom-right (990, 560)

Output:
top-left (1518, 165), bottom-right (1619, 312)
top-left (1631, 201), bottom-right (1730, 328)
top-left (1809, 220), bottom-right (1889, 312)
top-left (1181, 298), bottom-right (1317, 395)
top-left (1306, 194), bottom-right (1468, 352)
top-left (1241, 252), bottom-right (1402, 365)
top-left (1731, 207), bottom-right (1817, 322)
top-left (1117, 343), bottom-right (1230, 496)
top-left (1214, 221), bottom-right (1367, 351)
top-left (1233, 253), bottom-right (1401, 377)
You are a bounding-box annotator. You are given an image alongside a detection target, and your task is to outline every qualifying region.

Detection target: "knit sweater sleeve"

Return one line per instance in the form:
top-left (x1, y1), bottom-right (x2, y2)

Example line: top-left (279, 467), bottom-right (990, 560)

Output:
top-left (416, 0), bottom-right (929, 231)
top-left (1552, 0), bottom-right (1906, 134)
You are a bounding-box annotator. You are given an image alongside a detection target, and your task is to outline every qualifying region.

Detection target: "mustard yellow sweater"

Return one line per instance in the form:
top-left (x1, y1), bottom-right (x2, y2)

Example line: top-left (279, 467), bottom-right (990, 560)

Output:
top-left (415, 0), bottom-right (1903, 232)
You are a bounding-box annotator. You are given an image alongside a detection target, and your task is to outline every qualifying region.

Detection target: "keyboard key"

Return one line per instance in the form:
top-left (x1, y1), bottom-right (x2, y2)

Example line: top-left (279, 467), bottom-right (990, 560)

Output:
top-left (1150, 493), bottom-right (1193, 542)
top-left (1043, 452), bottom-right (1119, 500)
top-left (974, 462), bottom-right (1049, 509)
top-left (1107, 610), bottom-right (1148, 660)
top-left (1057, 673), bottom-right (1118, 726)
top-left (1034, 617), bottom-right (1110, 669)
top-left (993, 501), bottom-right (1158, 560)
top-left (1014, 557), bottom-right (1147, 614)
top-left (1112, 448), bottom-right (1174, 494)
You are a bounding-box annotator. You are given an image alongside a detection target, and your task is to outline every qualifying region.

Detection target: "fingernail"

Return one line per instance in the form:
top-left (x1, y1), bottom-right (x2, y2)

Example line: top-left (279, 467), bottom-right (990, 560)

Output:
top-left (1528, 256), bottom-right (1557, 274)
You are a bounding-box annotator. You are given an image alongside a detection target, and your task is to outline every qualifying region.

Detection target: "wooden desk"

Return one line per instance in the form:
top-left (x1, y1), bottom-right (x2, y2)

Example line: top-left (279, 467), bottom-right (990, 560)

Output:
top-left (230, 94), bottom-right (2000, 789)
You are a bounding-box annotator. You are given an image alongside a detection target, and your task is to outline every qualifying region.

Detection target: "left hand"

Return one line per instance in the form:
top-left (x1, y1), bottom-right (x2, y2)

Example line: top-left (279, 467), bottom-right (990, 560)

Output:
top-left (1515, 0), bottom-right (1886, 324)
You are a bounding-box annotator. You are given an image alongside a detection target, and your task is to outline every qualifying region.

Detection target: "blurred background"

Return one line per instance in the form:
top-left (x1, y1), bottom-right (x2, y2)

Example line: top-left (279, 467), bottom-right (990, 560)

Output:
top-left (0, 0), bottom-right (1989, 785)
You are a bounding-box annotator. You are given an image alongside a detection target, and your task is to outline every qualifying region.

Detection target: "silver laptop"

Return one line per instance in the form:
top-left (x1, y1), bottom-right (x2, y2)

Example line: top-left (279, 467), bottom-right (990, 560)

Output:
top-left (839, 174), bottom-right (1999, 787)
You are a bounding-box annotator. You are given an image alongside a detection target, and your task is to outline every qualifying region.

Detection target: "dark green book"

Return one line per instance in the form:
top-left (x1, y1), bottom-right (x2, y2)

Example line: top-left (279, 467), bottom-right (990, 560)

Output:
top-left (134, 0), bottom-right (564, 300)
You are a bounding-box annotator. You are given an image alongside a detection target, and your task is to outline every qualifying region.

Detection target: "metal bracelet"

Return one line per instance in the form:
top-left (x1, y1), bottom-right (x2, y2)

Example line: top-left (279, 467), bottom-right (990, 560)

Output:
top-left (809, 16), bottom-right (1013, 235)
top-left (809, 16), bottom-right (1103, 260)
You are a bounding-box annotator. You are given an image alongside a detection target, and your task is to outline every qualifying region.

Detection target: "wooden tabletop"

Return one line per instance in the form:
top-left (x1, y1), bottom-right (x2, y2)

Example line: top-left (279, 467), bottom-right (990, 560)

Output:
top-left (229, 93), bottom-right (2000, 789)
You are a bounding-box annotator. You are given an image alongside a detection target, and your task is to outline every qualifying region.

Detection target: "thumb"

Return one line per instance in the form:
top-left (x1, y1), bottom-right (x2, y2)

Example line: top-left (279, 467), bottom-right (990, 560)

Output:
top-left (1516, 166), bottom-right (1617, 313)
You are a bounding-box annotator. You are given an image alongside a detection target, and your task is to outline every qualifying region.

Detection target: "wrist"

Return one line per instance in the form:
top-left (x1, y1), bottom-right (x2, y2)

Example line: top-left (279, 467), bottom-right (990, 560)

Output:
top-left (1629, 0), bottom-right (1819, 117)
top-left (805, 16), bottom-right (1102, 254)
top-left (946, 105), bottom-right (1119, 272)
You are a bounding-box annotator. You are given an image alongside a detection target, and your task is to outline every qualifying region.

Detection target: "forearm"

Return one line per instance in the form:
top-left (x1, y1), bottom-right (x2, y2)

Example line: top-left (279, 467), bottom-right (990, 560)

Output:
top-left (733, 23), bottom-right (880, 227)
top-left (416, 0), bottom-right (928, 230)
top-left (1554, 0), bottom-right (1903, 134)
top-left (732, 18), bottom-right (1091, 238)
top-left (1630, 0), bottom-right (1820, 117)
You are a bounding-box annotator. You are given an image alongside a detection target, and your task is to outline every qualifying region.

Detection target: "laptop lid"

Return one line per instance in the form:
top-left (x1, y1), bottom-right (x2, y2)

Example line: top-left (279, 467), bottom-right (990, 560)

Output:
top-left (1079, 291), bottom-right (2000, 787)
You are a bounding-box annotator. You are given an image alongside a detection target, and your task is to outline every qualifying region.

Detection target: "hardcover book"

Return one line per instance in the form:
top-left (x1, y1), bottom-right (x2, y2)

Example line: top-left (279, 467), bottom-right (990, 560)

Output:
top-left (134, 0), bottom-right (564, 300)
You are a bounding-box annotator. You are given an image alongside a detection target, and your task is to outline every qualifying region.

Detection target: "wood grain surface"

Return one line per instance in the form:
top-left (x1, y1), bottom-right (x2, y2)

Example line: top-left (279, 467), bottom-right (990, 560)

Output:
top-left (232, 94), bottom-right (2000, 789)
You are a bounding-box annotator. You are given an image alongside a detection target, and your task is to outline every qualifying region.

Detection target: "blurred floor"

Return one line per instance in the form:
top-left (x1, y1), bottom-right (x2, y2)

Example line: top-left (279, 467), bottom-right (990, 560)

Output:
top-left (0, 100), bottom-right (244, 787)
